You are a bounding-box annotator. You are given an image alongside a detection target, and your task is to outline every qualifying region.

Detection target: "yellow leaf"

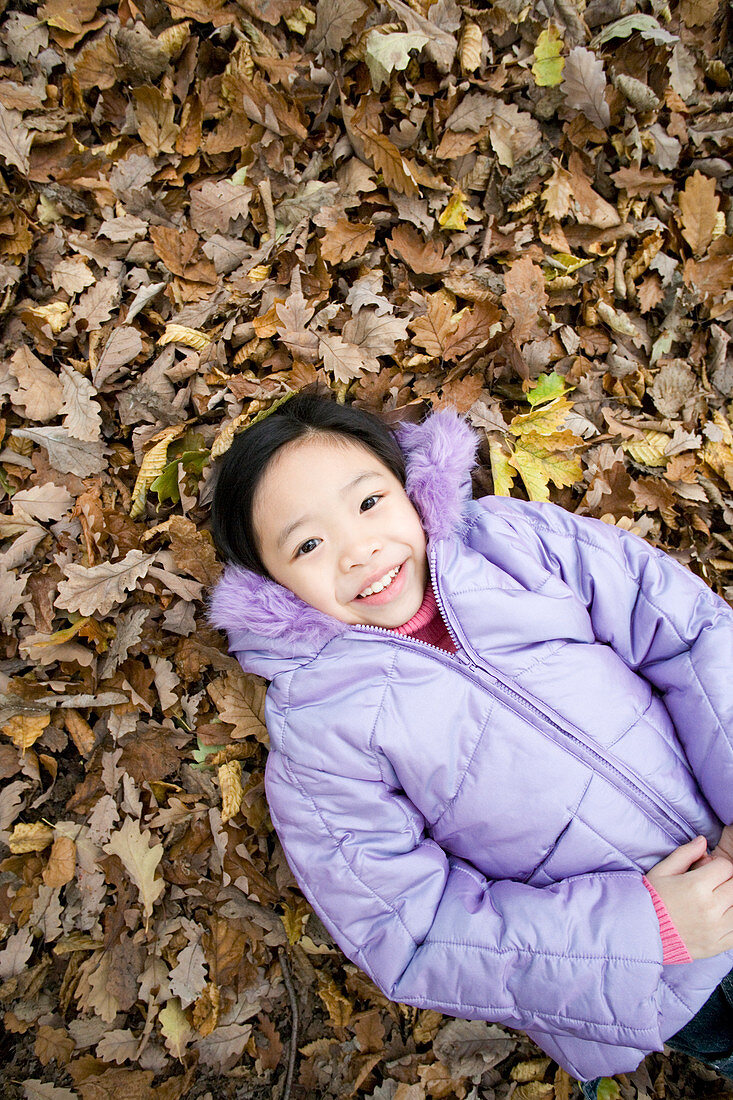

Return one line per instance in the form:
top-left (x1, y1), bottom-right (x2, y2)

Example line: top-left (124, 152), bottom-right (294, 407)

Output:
top-left (158, 324), bottom-right (212, 350)
top-left (622, 431), bottom-right (670, 467)
top-left (317, 973), bottom-right (354, 1027)
top-left (130, 425), bottom-right (185, 519)
top-left (8, 822), bottom-right (54, 853)
top-left (509, 396), bottom-right (574, 437)
top-left (218, 759), bottom-right (243, 824)
top-left (511, 1057), bottom-right (552, 1082)
top-left (509, 438), bottom-right (583, 501)
top-left (532, 26), bottom-right (565, 86)
top-left (26, 301), bottom-right (72, 334)
top-left (549, 252), bottom-right (592, 275)
top-left (159, 998), bottom-right (195, 1060)
top-left (489, 439), bottom-right (516, 496)
top-left (2, 712), bottom-right (51, 751)
top-left (281, 897), bottom-right (311, 945)
top-left (439, 187), bottom-right (469, 231)
top-left (460, 22), bottom-right (482, 73)
top-left (193, 982), bottom-right (220, 1037)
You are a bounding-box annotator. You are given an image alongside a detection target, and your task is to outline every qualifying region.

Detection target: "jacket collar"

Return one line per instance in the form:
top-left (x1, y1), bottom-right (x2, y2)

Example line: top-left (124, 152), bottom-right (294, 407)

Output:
top-left (208, 407), bottom-right (479, 673)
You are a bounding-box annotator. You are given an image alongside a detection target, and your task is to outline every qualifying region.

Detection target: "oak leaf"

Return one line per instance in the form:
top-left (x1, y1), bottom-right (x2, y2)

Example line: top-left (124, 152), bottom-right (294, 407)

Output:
top-left (10, 484), bottom-right (73, 523)
top-left (319, 333), bottom-right (375, 383)
top-left (0, 103), bottom-right (32, 173)
top-left (43, 834), bottom-right (76, 888)
top-left (679, 170), bottom-right (719, 256)
top-left (8, 347), bottom-right (64, 421)
top-left (23, 1079), bottom-right (77, 1099)
top-left (55, 550), bottom-right (156, 618)
top-left (133, 86), bottom-right (179, 155)
top-left (104, 816), bottom-right (165, 926)
top-left (562, 47), bottom-right (610, 130)
top-left (365, 30), bottom-right (429, 90)
top-left (159, 998), bottom-right (195, 1060)
top-left (59, 364), bottom-right (103, 442)
top-left (320, 219), bottom-right (376, 265)
top-left (502, 257), bottom-right (548, 343)
top-left (387, 225), bottom-right (448, 274)
top-left (189, 180), bottom-right (253, 236)
top-left (169, 939), bottom-right (207, 1007)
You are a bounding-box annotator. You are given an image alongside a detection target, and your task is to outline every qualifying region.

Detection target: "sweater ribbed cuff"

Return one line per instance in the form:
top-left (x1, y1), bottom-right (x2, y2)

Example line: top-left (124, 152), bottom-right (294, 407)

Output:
top-left (642, 876), bottom-right (693, 964)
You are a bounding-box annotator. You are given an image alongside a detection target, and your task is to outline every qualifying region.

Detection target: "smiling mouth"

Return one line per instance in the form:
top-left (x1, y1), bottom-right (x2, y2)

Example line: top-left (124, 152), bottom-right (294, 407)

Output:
top-left (356, 563), bottom-right (402, 599)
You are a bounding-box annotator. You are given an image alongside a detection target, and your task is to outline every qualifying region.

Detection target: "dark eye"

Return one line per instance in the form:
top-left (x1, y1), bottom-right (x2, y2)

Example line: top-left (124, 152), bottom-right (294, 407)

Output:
top-left (296, 538), bottom-right (320, 556)
top-left (360, 495), bottom-right (381, 512)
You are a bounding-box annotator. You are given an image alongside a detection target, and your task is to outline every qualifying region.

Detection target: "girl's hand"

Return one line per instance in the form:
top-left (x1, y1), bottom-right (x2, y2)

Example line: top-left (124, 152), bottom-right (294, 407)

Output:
top-left (646, 836), bottom-right (733, 960)
top-left (713, 824), bottom-right (733, 864)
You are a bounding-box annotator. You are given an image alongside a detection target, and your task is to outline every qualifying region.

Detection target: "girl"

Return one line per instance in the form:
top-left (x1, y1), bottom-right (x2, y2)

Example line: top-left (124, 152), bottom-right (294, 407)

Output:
top-left (209, 392), bottom-right (733, 1095)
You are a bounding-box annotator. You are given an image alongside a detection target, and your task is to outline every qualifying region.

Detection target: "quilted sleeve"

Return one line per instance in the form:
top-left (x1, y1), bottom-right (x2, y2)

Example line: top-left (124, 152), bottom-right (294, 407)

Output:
top-left (472, 497), bottom-right (733, 824)
top-left (265, 748), bottom-right (668, 1079)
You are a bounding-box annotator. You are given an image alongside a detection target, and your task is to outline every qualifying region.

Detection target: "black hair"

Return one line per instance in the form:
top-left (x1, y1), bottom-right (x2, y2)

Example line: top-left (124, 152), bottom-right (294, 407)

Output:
top-left (210, 392), bottom-right (407, 574)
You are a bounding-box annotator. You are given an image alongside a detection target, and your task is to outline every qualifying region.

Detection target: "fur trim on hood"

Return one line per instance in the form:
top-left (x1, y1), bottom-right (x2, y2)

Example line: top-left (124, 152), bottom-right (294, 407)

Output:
top-left (208, 407), bottom-right (479, 669)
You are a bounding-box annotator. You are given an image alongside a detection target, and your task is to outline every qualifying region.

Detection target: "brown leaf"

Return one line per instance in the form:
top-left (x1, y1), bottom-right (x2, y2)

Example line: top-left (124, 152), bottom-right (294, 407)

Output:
top-left (320, 219), bottom-right (377, 265)
top-left (679, 169), bottom-right (719, 256)
top-left (502, 257), bottom-right (548, 343)
top-left (133, 86), bottom-right (179, 155)
top-left (55, 550), bottom-right (156, 618)
top-left (8, 347), bottom-right (64, 421)
top-left (386, 225), bottom-right (449, 274)
top-left (168, 515), bottom-right (221, 585)
top-left (189, 180), bottom-right (253, 236)
top-left (562, 46), bottom-right (610, 130)
top-left (0, 103), bottom-right (32, 173)
top-left (43, 835), bottom-right (76, 888)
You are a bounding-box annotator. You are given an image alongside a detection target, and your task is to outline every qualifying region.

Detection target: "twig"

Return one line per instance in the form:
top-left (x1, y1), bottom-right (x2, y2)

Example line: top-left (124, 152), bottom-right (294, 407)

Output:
top-left (278, 946), bottom-right (298, 1100)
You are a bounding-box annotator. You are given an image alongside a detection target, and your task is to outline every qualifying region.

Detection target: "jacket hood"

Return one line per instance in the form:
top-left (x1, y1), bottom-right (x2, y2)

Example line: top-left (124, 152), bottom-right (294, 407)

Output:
top-left (207, 407), bottom-right (480, 674)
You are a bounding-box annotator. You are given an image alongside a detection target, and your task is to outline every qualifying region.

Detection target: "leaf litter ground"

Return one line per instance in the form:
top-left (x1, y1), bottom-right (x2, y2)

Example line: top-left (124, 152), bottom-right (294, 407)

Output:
top-left (0, 0), bottom-right (732, 1097)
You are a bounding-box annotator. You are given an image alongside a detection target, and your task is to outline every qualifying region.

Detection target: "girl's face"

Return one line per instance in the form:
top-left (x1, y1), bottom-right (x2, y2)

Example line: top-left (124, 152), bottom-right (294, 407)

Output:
top-left (253, 434), bottom-right (429, 627)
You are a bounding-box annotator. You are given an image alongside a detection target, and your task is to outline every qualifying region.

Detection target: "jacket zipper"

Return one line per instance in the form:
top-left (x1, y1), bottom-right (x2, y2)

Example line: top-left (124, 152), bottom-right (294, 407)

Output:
top-left (355, 545), bottom-right (695, 847)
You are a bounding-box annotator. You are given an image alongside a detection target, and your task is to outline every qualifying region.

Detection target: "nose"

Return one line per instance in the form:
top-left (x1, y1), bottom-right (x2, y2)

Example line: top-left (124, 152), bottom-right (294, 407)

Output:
top-left (339, 536), bottom-right (381, 573)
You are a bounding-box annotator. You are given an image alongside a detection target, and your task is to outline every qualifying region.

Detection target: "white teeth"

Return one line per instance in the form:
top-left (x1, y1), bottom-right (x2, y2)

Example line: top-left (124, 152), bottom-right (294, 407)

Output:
top-left (359, 565), bottom-right (400, 598)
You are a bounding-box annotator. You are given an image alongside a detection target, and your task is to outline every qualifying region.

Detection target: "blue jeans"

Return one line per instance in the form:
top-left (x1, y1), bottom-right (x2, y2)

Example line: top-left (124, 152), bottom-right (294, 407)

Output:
top-left (579, 970), bottom-right (733, 1099)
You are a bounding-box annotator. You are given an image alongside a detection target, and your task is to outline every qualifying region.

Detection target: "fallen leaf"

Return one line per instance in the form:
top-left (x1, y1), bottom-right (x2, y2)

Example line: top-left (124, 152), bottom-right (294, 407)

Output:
top-left (103, 815), bottom-right (165, 926)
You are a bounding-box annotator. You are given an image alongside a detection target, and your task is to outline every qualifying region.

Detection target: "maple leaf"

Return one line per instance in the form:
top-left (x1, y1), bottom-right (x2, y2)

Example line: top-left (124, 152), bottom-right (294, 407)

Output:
top-left (509, 435), bottom-right (584, 502)
top-left (104, 816), bottom-right (165, 927)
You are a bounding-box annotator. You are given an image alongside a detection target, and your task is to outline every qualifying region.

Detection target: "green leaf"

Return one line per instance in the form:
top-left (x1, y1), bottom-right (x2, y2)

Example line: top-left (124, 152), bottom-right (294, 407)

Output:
top-left (365, 30), bottom-right (429, 90)
top-left (596, 1079), bottom-right (622, 1100)
top-left (0, 466), bottom-right (15, 495)
top-left (180, 448), bottom-right (209, 476)
top-left (532, 26), bottom-right (565, 87)
top-left (590, 14), bottom-right (678, 48)
top-left (192, 737), bottom-right (226, 767)
top-left (526, 371), bottom-right (566, 407)
top-left (150, 459), bottom-right (181, 505)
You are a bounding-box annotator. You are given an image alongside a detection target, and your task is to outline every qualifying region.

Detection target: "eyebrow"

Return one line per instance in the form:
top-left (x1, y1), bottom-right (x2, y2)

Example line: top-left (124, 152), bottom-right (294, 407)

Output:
top-left (276, 471), bottom-right (383, 551)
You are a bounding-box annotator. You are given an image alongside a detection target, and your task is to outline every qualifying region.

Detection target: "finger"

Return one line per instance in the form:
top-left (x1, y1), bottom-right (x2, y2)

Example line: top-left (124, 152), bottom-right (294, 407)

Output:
top-left (694, 856), bottom-right (733, 887)
top-left (653, 836), bottom-right (708, 875)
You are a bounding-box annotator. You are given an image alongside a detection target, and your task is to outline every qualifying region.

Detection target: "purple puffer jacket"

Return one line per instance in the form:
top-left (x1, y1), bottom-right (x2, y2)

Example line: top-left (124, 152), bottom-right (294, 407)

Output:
top-left (210, 408), bottom-right (733, 1080)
